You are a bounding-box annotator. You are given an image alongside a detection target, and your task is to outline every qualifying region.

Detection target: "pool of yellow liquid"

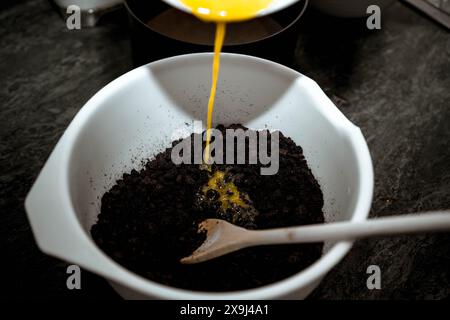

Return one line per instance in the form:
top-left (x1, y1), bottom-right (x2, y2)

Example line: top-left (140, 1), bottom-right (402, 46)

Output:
top-left (202, 170), bottom-right (249, 211)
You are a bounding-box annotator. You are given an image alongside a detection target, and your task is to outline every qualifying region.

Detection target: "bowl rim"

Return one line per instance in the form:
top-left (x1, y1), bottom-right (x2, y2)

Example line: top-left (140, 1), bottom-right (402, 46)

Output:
top-left (26, 53), bottom-right (373, 299)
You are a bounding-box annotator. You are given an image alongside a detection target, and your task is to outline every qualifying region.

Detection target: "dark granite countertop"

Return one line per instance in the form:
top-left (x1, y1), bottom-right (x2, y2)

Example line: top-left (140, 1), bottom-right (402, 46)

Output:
top-left (1, 0), bottom-right (449, 299)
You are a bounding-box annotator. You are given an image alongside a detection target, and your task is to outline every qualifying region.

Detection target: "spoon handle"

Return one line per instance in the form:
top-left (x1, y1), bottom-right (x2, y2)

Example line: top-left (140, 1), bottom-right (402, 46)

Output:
top-left (252, 212), bottom-right (450, 245)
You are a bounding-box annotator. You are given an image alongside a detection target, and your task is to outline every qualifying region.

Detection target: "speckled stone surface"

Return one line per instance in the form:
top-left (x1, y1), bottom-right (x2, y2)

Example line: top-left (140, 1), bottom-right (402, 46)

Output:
top-left (0, 0), bottom-right (449, 299)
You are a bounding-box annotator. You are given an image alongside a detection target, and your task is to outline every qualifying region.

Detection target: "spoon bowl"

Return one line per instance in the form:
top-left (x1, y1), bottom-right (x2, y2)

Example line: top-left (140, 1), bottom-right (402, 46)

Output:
top-left (180, 219), bottom-right (250, 264)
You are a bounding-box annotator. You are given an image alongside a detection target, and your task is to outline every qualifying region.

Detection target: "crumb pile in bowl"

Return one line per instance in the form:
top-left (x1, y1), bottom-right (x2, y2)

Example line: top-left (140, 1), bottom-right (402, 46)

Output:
top-left (91, 125), bottom-right (324, 291)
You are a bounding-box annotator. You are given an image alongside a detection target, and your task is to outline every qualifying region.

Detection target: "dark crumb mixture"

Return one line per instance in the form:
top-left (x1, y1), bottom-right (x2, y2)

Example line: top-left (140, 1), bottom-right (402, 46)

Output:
top-left (91, 125), bottom-right (324, 292)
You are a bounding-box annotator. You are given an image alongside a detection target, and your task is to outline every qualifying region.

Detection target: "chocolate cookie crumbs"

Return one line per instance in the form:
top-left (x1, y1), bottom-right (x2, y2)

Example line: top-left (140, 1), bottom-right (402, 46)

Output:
top-left (91, 125), bottom-right (324, 291)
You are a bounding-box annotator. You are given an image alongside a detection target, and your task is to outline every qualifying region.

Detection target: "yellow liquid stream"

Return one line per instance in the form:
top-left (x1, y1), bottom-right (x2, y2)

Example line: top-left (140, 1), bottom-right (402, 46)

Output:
top-left (204, 22), bottom-right (226, 163)
top-left (180, 0), bottom-right (273, 208)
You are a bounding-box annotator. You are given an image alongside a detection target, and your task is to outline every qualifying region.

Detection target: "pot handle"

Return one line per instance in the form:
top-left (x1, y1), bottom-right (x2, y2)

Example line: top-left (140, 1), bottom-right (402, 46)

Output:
top-left (25, 142), bottom-right (95, 266)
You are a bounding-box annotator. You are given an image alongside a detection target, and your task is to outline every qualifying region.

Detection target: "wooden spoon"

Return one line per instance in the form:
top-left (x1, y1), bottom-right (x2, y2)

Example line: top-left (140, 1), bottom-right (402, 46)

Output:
top-left (180, 211), bottom-right (450, 264)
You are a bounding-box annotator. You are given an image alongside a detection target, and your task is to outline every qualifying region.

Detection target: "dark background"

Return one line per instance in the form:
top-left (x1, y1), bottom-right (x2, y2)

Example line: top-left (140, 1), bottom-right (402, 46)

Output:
top-left (0, 0), bottom-right (449, 299)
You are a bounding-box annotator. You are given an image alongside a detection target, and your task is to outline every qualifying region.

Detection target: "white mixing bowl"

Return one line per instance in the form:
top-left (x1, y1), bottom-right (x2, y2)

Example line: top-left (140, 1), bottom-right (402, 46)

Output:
top-left (25, 53), bottom-right (373, 299)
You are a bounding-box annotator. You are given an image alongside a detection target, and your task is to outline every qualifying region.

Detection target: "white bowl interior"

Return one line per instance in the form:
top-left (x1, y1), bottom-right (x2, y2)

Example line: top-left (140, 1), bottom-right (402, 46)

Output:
top-left (70, 54), bottom-right (363, 252)
top-left (26, 53), bottom-right (372, 299)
